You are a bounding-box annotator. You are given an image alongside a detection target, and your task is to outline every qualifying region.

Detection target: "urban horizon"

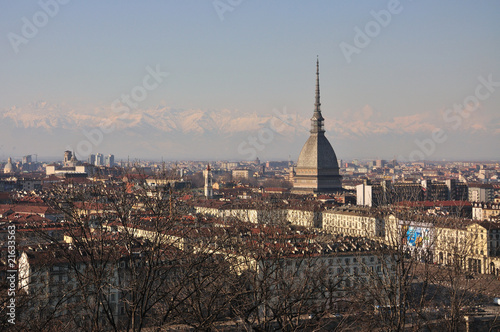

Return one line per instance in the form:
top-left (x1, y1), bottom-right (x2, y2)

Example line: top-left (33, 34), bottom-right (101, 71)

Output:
top-left (1, 1), bottom-right (499, 162)
top-left (2, 2), bottom-right (500, 331)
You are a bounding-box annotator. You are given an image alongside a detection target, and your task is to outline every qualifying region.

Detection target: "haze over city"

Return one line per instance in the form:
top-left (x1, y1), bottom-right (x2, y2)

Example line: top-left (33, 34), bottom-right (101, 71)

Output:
top-left (4, 2), bottom-right (500, 331)
top-left (1, 1), bottom-right (499, 162)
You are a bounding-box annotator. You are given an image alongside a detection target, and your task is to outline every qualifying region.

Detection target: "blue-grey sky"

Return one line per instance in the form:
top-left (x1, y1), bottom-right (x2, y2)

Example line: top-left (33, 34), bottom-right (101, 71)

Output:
top-left (1, 1), bottom-right (499, 161)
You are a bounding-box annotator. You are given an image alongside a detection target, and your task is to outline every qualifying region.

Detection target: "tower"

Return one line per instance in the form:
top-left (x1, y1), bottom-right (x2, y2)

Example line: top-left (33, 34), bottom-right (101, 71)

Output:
top-left (64, 150), bottom-right (72, 166)
top-left (203, 163), bottom-right (213, 199)
top-left (292, 58), bottom-right (342, 194)
top-left (69, 151), bottom-right (78, 167)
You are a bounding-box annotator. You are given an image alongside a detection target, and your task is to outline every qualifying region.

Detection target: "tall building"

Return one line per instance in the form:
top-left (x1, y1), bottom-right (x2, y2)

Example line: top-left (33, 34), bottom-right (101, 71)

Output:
top-left (445, 179), bottom-right (468, 201)
top-left (22, 155), bottom-right (32, 164)
top-left (88, 154), bottom-right (96, 165)
top-left (292, 59), bottom-right (342, 194)
top-left (105, 154), bottom-right (115, 167)
top-left (203, 164), bottom-right (213, 199)
top-left (95, 153), bottom-right (104, 166)
top-left (469, 184), bottom-right (495, 203)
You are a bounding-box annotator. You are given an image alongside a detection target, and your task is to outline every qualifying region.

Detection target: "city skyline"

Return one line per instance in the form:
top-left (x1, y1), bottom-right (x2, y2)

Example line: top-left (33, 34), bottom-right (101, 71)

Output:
top-left (1, 1), bottom-right (499, 161)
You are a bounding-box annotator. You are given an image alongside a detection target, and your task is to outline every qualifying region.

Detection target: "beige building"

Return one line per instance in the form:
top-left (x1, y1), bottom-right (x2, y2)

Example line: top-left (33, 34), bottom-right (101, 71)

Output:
top-left (472, 202), bottom-right (500, 221)
top-left (232, 169), bottom-right (251, 180)
top-left (385, 213), bottom-right (500, 275)
top-left (323, 208), bottom-right (385, 238)
top-left (253, 238), bottom-right (396, 316)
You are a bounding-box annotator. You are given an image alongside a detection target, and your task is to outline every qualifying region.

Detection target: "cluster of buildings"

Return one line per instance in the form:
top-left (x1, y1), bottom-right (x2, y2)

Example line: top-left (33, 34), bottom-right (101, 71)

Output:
top-left (87, 152), bottom-right (114, 167)
top-left (6, 178), bottom-right (500, 328)
top-left (1, 60), bottom-right (499, 329)
top-left (2, 155), bottom-right (42, 174)
top-left (192, 196), bottom-right (500, 275)
top-left (17, 214), bottom-right (392, 320)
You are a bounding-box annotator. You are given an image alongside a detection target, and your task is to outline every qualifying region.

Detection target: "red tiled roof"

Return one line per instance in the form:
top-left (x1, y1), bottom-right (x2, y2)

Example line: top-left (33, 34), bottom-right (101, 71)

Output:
top-left (0, 204), bottom-right (60, 216)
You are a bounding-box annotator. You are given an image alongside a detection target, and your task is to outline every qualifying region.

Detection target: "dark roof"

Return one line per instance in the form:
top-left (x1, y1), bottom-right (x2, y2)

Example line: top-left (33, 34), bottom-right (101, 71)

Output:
top-left (296, 134), bottom-right (339, 170)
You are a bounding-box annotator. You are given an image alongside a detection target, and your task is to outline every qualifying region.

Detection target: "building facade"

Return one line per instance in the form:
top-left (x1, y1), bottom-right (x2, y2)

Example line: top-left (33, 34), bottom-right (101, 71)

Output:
top-left (468, 184), bottom-right (495, 203)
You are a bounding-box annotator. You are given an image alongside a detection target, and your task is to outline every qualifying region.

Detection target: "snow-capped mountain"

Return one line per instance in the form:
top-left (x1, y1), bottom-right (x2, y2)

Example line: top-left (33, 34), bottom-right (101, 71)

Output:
top-left (0, 102), bottom-right (312, 160)
top-left (1, 102), bottom-right (308, 135)
top-left (1, 101), bottom-right (497, 161)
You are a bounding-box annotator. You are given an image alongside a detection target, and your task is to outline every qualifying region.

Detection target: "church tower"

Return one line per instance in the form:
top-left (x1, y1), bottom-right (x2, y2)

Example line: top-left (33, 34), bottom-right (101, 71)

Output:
top-left (203, 163), bottom-right (213, 199)
top-left (292, 59), bottom-right (342, 194)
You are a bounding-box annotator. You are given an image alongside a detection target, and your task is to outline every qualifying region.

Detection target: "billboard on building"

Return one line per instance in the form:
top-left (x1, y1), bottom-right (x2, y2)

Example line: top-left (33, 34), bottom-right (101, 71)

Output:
top-left (400, 221), bottom-right (434, 250)
top-left (405, 226), bottom-right (430, 248)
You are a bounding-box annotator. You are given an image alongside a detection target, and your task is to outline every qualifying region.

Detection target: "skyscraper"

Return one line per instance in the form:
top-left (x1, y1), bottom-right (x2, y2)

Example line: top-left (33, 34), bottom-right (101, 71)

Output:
top-left (105, 154), bottom-right (115, 167)
top-left (292, 59), bottom-right (342, 194)
top-left (96, 153), bottom-right (104, 166)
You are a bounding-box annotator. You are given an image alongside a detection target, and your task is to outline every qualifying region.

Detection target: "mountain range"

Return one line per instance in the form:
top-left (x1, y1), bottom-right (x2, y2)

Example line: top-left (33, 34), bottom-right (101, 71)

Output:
top-left (1, 101), bottom-right (498, 161)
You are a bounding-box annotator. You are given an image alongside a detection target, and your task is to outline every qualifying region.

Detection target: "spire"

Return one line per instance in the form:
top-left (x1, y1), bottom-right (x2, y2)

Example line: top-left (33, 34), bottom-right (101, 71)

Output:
top-left (315, 56), bottom-right (320, 113)
top-left (310, 57), bottom-right (325, 134)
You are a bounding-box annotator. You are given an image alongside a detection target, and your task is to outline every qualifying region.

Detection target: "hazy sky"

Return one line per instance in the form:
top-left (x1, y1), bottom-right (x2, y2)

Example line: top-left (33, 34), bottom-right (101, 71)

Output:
top-left (1, 1), bottom-right (499, 161)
